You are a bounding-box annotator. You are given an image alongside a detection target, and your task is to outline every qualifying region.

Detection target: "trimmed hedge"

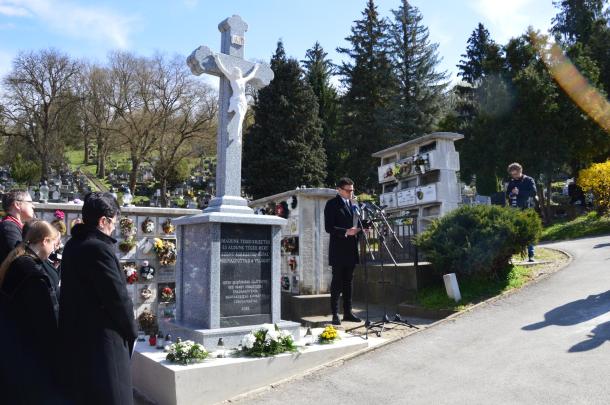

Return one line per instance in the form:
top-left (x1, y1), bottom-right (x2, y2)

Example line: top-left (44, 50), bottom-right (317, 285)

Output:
top-left (416, 205), bottom-right (542, 278)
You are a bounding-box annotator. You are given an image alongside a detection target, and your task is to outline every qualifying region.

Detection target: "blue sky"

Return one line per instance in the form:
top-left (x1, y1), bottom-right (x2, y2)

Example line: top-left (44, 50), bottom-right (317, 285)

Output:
top-left (0, 0), bottom-right (559, 85)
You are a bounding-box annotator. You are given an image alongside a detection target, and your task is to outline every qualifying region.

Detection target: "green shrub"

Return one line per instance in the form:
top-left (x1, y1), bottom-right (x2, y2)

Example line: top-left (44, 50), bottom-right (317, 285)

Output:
top-left (11, 153), bottom-right (41, 185)
top-left (416, 205), bottom-right (542, 278)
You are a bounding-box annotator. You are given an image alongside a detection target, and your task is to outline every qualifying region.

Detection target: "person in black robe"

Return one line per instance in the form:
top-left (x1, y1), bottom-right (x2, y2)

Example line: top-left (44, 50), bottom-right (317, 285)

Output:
top-left (59, 192), bottom-right (137, 405)
top-left (0, 220), bottom-right (65, 404)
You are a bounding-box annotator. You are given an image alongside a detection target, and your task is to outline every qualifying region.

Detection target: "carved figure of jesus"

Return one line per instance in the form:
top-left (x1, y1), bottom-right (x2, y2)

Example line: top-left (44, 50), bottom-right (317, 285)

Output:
top-left (213, 53), bottom-right (260, 143)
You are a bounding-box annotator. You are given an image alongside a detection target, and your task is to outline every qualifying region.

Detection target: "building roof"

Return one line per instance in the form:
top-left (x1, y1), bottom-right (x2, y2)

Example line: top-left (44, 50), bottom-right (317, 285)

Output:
top-left (372, 132), bottom-right (464, 158)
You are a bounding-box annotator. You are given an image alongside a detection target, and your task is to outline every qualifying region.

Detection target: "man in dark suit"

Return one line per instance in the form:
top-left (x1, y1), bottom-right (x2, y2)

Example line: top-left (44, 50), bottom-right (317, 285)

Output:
top-left (59, 192), bottom-right (137, 405)
top-left (324, 177), bottom-right (362, 325)
top-left (0, 190), bottom-right (36, 264)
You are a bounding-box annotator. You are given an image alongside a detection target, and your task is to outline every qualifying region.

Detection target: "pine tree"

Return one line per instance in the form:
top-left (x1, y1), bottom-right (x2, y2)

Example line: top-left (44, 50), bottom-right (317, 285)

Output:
top-left (453, 23), bottom-right (506, 195)
top-left (386, 0), bottom-right (448, 140)
top-left (243, 41), bottom-right (326, 199)
top-left (551, 0), bottom-right (607, 44)
top-left (337, 0), bottom-right (396, 191)
top-left (302, 42), bottom-right (341, 185)
top-left (552, 0), bottom-right (610, 94)
top-left (457, 23), bottom-right (504, 86)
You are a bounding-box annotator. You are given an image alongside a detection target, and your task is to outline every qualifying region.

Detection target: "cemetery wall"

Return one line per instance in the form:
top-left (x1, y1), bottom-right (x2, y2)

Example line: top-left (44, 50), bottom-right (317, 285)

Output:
top-left (35, 203), bottom-right (200, 323)
top-left (250, 188), bottom-right (336, 296)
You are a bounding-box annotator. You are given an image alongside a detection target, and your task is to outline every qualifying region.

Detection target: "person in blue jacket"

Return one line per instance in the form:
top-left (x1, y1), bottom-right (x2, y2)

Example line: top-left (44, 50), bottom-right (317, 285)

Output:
top-left (506, 162), bottom-right (537, 261)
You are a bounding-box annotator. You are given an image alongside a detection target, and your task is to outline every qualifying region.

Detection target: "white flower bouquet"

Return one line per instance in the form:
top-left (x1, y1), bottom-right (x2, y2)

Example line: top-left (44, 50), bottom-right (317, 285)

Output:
top-left (166, 340), bottom-right (208, 365)
top-left (240, 323), bottom-right (296, 357)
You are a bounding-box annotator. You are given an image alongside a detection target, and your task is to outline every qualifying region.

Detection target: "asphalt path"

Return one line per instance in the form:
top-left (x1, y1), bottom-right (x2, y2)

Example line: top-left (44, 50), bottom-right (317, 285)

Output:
top-left (241, 235), bottom-right (610, 405)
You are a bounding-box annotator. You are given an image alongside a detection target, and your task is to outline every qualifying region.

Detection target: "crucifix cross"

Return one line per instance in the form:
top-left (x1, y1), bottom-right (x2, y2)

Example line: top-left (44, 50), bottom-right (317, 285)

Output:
top-left (187, 15), bottom-right (274, 214)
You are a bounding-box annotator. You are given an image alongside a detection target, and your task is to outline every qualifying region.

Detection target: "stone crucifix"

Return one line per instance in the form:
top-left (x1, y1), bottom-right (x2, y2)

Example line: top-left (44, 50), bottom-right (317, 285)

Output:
top-left (187, 15), bottom-right (273, 214)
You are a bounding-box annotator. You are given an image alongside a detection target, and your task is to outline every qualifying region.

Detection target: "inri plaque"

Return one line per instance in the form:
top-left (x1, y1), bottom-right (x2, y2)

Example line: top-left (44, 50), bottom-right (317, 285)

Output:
top-left (219, 224), bottom-right (272, 327)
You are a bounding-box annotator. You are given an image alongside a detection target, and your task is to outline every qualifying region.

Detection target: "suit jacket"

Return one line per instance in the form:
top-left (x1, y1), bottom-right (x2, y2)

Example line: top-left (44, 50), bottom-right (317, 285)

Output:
top-left (59, 224), bottom-right (137, 405)
top-left (0, 216), bottom-right (22, 264)
top-left (324, 195), bottom-right (359, 267)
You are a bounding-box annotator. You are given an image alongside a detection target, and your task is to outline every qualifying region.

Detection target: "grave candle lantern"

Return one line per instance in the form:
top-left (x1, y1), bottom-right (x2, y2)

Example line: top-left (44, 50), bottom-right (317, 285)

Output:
top-left (304, 327), bottom-right (314, 346)
top-left (216, 338), bottom-right (226, 358)
top-left (156, 332), bottom-right (164, 349)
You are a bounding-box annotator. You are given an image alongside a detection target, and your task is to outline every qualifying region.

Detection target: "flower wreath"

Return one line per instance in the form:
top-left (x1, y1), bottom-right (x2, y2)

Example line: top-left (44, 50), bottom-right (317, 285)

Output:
top-left (118, 237), bottom-right (137, 253)
top-left (123, 263), bottom-right (138, 284)
top-left (141, 217), bottom-right (155, 234)
top-left (140, 287), bottom-right (153, 300)
top-left (119, 217), bottom-right (136, 238)
top-left (160, 286), bottom-right (175, 303)
top-left (153, 238), bottom-right (176, 266)
top-left (162, 218), bottom-right (175, 234)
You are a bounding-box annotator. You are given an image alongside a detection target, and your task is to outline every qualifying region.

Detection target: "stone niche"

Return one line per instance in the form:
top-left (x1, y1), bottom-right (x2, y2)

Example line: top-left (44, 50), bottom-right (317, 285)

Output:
top-left (34, 203), bottom-right (200, 324)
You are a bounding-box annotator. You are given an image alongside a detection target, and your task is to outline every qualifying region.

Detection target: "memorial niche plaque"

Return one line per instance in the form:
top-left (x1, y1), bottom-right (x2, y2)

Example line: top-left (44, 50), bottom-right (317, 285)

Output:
top-left (219, 224), bottom-right (272, 327)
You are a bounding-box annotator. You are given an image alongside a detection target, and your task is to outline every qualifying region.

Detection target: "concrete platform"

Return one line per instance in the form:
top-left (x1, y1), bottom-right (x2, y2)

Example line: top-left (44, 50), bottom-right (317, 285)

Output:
top-left (160, 319), bottom-right (301, 349)
top-left (132, 332), bottom-right (370, 405)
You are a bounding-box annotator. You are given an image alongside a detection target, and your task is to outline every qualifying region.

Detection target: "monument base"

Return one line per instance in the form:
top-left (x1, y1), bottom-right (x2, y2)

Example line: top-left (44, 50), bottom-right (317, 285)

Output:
top-left (161, 319), bottom-right (301, 348)
top-left (132, 333), bottom-right (370, 405)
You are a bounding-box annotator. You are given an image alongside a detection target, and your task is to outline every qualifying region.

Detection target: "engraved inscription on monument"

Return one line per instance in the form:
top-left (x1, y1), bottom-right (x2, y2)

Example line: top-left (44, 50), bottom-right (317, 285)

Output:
top-left (219, 224), bottom-right (272, 327)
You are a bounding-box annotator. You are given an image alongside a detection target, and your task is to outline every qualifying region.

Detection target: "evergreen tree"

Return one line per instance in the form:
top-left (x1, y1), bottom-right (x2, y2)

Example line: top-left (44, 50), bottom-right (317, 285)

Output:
top-left (386, 0), bottom-right (448, 139)
top-left (552, 0), bottom-right (610, 94)
top-left (457, 23), bottom-right (504, 86)
top-left (243, 41), bottom-right (326, 199)
top-left (551, 0), bottom-right (607, 44)
top-left (337, 0), bottom-right (396, 191)
top-left (302, 42), bottom-right (341, 185)
top-left (453, 23), bottom-right (506, 195)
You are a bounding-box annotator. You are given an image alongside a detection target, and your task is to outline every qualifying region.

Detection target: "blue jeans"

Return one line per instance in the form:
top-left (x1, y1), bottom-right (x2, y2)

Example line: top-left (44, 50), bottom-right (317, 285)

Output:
top-left (528, 244), bottom-right (535, 259)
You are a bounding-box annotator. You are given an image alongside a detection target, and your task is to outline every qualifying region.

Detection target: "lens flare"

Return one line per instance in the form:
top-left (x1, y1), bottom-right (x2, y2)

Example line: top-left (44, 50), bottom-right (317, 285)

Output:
top-left (534, 34), bottom-right (610, 133)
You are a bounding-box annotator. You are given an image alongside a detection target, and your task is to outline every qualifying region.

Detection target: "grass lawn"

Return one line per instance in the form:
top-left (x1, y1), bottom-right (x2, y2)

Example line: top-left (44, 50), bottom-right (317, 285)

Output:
top-left (541, 211), bottom-right (610, 241)
top-left (416, 248), bottom-right (564, 311)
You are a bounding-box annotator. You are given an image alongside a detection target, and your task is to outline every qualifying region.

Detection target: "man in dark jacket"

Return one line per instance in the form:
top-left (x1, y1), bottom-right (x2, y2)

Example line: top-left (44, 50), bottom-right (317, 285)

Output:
top-left (506, 162), bottom-right (537, 261)
top-left (0, 190), bottom-right (35, 263)
top-left (324, 177), bottom-right (362, 325)
top-left (59, 192), bottom-right (137, 405)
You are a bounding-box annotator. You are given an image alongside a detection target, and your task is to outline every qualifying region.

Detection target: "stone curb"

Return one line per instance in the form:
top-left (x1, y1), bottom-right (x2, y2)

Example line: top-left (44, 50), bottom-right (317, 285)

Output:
top-left (226, 247), bottom-right (573, 404)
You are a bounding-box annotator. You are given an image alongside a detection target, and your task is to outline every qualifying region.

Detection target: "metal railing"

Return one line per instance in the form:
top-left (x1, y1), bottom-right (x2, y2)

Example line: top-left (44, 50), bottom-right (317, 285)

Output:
top-left (360, 215), bottom-right (418, 265)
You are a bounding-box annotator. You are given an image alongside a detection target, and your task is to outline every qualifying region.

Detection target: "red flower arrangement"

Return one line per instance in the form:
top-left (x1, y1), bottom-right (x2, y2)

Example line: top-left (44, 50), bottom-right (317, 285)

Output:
top-left (160, 287), bottom-right (175, 303)
top-left (54, 210), bottom-right (65, 220)
top-left (124, 264), bottom-right (138, 284)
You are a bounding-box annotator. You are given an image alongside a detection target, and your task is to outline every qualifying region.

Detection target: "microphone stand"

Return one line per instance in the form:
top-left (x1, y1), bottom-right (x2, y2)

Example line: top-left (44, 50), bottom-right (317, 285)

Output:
top-left (345, 203), bottom-right (382, 340)
top-left (366, 206), bottom-right (418, 335)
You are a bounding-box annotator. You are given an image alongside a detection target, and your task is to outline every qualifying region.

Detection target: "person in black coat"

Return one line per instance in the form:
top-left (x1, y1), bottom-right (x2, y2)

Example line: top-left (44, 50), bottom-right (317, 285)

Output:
top-left (0, 190), bottom-right (36, 264)
top-left (0, 220), bottom-right (65, 404)
top-left (59, 192), bottom-right (137, 405)
top-left (324, 177), bottom-right (362, 325)
top-left (506, 162), bottom-right (538, 261)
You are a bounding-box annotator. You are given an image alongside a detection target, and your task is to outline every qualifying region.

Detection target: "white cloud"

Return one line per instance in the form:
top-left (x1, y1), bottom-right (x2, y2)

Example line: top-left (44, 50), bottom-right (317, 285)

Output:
top-left (0, 0), bottom-right (135, 48)
top-left (0, 49), bottom-right (15, 79)
top-left (183, 0), bottom-right (198, 8)
top-left (469, 0), bottom-right (554, 42)
top-left (0, 3), bottom-right (29, 16)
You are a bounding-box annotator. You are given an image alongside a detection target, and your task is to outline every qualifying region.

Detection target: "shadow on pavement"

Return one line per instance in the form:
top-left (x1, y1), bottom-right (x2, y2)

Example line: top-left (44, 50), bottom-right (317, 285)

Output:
top-left (568, 320), bottom-right (610, 352)
top-left (522, 290), bottom-right (610, 331)
top-left (593, 243), bottom-right (610, 249)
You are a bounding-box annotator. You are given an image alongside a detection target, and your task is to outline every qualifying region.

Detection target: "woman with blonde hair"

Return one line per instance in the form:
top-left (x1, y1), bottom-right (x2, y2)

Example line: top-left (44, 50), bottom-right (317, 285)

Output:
top-left (0, 220), bottom-right (65, 404)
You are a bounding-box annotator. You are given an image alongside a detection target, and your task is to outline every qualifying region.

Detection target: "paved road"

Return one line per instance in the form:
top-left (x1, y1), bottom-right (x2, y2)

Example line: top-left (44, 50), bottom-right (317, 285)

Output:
top-left (241, 236), bottom-right (610, 405)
